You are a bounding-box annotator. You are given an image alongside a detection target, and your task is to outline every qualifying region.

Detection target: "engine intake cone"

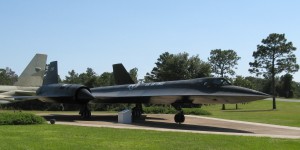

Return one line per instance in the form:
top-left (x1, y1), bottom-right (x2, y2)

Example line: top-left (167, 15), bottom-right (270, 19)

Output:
top-left (77, 88), bottom-right (95, 102)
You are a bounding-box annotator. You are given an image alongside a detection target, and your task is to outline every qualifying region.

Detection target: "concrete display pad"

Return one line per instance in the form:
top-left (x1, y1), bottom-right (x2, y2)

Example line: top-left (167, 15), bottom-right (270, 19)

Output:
top-left (39, 113), bottom-right (300, 139)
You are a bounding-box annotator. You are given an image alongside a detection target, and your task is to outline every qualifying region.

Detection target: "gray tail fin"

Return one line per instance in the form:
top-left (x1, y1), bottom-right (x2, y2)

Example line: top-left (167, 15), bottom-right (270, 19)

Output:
top-left (43, 61), bottom-right (59, 85)
top-left (14, 54), bottom-right (47, 87)
top-left (113, 63), bottom-right (135, 85)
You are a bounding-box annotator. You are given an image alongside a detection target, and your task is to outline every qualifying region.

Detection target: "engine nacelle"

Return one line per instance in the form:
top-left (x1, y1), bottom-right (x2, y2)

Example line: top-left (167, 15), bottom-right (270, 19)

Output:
top-left (36, 84), bottom-right (94, 104)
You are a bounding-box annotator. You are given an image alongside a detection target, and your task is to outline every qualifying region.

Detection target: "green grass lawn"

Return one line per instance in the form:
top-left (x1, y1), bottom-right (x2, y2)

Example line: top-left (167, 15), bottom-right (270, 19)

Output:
top-left (0, 124), bottom-right (299, 150)
top-left (201, 100), bottom-right (300, 127)
top-left (1, 100), bottom-right (300, 149)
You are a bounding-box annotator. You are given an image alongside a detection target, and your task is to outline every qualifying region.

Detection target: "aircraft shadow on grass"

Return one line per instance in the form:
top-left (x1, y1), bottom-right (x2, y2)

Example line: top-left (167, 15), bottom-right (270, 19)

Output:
top-left (42, 114), bottom-right (252, 134)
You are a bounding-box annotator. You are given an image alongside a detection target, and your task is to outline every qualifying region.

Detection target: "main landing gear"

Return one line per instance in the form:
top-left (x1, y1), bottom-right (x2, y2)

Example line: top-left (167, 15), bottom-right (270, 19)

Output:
top-left (172, 104), bottom-right (185, 124)
top-left (132, 103), bottom-right (143, 118)
top-left (79, 104), bottom-right (91, 119)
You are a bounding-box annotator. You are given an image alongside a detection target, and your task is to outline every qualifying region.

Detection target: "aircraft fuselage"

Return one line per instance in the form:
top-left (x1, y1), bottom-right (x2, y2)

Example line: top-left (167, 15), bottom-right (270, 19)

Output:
top-left (91, 77), bottom-right (269, 105)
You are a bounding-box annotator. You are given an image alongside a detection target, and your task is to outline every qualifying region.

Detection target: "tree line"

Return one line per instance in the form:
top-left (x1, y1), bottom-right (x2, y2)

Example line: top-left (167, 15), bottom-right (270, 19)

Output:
top-left (1, 33), bottom-right (299, 111)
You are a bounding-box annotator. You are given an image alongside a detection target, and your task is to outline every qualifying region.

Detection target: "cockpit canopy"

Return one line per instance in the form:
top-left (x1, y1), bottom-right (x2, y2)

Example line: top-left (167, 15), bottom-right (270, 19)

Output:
top-left (201, 77), bottom-right (231, 87)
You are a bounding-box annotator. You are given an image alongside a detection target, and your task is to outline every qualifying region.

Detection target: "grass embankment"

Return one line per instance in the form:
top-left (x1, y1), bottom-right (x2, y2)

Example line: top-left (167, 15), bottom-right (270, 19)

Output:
top-left (142, 100), bottom-right (300, 127)
top-left (143, 106), bottom-right (211, 115)
top-left (0, 125), bottom-right (299, 150)
top-left (201, 100), bottom-right (300, 127)
top-left (1, 101), bottom-right (300, 149)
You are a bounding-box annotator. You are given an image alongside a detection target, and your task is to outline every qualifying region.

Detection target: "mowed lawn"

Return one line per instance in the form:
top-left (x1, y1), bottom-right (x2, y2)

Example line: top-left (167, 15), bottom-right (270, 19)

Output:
top-left (1, 100), bottom-right (300, 149)
top-left (0, 124), bottom-right (300, 150)
top-left (201, 100), bottom-right (300, 127)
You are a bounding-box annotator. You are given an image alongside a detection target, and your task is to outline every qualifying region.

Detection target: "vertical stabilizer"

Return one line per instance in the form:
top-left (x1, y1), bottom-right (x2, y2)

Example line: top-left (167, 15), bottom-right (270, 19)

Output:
top-left (14, 54), bottom-right (47, 87)
top-left (43, 61), bottom-right (59, 85)
top-left (113, 63), bottom-right (135, 85)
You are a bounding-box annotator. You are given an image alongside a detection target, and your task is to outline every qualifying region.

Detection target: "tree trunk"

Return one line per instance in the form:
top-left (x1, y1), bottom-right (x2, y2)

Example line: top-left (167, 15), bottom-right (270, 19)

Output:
top-left (272, 71), bottom-right (276, 110)
top-left (272, 96), bottom-right (276, 109)
top-left (272, 48), bottom-right (276, 110)
top-left (221, 72), bottom-right (226, 110)
top-left (222, 104), bottom-right (225, 110)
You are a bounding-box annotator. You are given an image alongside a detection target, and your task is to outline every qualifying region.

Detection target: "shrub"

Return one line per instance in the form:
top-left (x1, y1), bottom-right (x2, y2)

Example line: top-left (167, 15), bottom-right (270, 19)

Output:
top-left (143, 106), bottom-right (177, 114)
top-left (182, 108), bottom-right (211, 115)
top-left (0, 112), bottom-right (46, 125)
top-left (143, 106), bottom-right (211, 115)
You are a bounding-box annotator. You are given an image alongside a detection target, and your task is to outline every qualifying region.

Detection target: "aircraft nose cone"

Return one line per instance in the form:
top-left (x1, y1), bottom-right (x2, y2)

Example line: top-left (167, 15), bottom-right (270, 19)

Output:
top-left (77, 88), bottom-right (95, 102)
top-left (227, 86), bottom-right (271, 98)
top-left (244, 88), bottom-right (270, 97)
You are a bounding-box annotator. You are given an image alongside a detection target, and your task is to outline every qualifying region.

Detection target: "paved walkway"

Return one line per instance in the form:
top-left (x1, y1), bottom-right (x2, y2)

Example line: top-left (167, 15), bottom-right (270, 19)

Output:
top-left (40, 113), bottom-right (300, 139)
top-left (264, 98), bottom-right (300, 102)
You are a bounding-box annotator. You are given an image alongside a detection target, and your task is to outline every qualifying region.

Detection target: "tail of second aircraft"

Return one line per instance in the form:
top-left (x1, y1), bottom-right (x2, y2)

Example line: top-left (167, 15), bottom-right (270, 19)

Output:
top-left (43, 61), bottom-right (59, 85)
top-left (113, 63), bottom-right (135, 85)
top-left (14, 54), bottom-right (47, 87)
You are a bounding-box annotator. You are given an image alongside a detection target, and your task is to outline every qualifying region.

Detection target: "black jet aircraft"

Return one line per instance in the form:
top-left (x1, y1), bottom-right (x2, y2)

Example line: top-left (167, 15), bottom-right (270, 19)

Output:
top-left (12, 64), bottom-right (270, 124)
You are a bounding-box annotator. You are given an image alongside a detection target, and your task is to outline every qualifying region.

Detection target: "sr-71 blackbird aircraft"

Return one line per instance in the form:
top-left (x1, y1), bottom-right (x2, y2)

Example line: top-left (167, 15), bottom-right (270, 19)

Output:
top-left (11, 63), bottom-right (270, 123)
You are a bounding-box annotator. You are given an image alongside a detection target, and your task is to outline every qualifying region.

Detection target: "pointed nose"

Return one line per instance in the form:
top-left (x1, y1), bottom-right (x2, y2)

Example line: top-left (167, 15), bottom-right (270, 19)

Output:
top-left (77, 88), bottom-right (95, 102)
top-left (242, 87), bottom-right (270, 97)
top-left (226, 85), bottom-right (271, 98)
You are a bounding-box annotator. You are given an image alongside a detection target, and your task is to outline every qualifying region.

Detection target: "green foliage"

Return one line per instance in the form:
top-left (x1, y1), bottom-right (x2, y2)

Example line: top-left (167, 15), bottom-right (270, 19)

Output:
top-left (249, 33), bottom-right (299, 77)
top-left (78, 68), bottom-right (98, 88)
top-left (281, 74), bottom-right (293, 91)
top-left (0, 112), bottom-right (46, 125)
top-left (64, 68), bottom-right (114, 87)
top-left (143, 106), bottom-right (177, 114)
top-left (129, 67), bottom-right (138, 83)
top-left (182, 108), bottom-right (211, 115)
top-left (146, 52), bottom-right (211, 82)
top-left (0, 68), bottom-right (18, 85)
top-left (97, 72), bottom-right (115, 86)
top-left (143, 106), bottom-right (211, 115)
top-left (103, 104), bottom-right (131, 111)
top-left (208, 49), bottom-right (241, 77)
top-left (233, 76), bottom-right (254, 89)
top-left (249, 33), bottom-right (299, 109)
top-left (291, 82), bottom-right (300, 98)
top-left (63, 67), bottom-right (138, 87)
top-left (277, 74), bottom-right (294, 98)
top-left (245, 76), bottom-right (272, 94)
top-left (63, 70), bottom-right (81, 84)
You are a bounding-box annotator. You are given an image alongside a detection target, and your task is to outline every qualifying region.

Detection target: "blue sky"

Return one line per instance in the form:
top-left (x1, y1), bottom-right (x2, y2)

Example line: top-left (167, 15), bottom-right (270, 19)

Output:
top-left (1, 0), bottom-right (300, 82)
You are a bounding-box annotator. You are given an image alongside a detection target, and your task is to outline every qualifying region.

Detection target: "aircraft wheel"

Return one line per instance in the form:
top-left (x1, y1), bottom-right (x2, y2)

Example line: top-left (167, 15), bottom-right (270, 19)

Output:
top-left (132, 107), bottom-right (142, 118)
top-left (174, 112), bottom-right (185, 124)
top-left (132, 104), bottom-right (143, 118)
top-left (80, 110), bottom-right (91, 119)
